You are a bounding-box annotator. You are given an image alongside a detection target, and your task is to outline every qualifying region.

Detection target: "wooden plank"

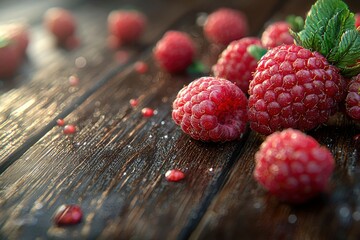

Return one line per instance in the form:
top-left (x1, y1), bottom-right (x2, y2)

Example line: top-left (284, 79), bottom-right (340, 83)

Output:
top-left (191, 0), bottom-right (360, 239)
top-left (0, 0), bottom-right (208, 168)
top-left (0, 1), bottom-right (282, 239)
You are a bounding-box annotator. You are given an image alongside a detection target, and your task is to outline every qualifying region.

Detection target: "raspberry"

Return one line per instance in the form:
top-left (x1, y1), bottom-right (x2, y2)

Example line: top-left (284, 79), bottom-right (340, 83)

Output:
top-left (108, 10), bottom-right (147, 46)
top-left (212, 37), bottom-right (262, 93)
top-left (248, 44), bottom-right (346, 135)
top-left (345, 74), bottom-right (360, 121)
top-left (0, 22), bottom-right (29, 56)
top-left (172, 76), bottom-right (248, 142)
top-left (204, 8), bottom-right (248, 45)
top-left (44, 8), bottom-right (77, 46)
top-left (254, 128), bottom-right (334, 203)
top-left (0, 38), bottom-right (21, 79)
top-left (153, 31), bottom-right (195, 73)
top-left (261, 21), bottom-right (294, 49)
top-left (356, 13), bottom-right (360, 29)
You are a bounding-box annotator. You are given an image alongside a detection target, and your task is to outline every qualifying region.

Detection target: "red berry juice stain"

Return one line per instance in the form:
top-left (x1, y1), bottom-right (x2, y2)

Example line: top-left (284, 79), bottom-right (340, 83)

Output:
top-left (129, 98), bottom-right (139, 107)
top-left (141, 107), bottom-right (154, 117)
top-left (56, 119), bottom-right (65, 126)
top-left (54, 204), bottom-right (82, 226)
top-left (68, 75), bottom-right (80, 86)
top-left (63, 124), bottom-right (76, 134)
top-left (115, 50), bottom-right (129, 64)
top-left (165, 169), bottom-right (185, 182)
top-left (134, 61), bottom-right (148, 74)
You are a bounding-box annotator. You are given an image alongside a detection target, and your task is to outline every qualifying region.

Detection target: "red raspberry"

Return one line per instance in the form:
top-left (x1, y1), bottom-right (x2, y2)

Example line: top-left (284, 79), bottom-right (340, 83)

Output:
top-left (248, 44), bottom-right (346, 135)
top-left (0, 22), bottom-right (29, 56)
top-left (0, 38), bottom-right (22, 79)
top-left (172, 76), bottom-right (248, 142)
top-left (356, 13), bottom-right (360, 30)
top-left (153, 31), bottom-right (195, 73)
top-left (204, 8), bottom-right (248, 45)
top-left (212, 37), bottom-right (262, 93)
top-left (261, 21), bottom-right (294, 49)
top-left (345, 74), bottom-right (360, 121)
top-left (254, 128), bottom-right (334, 203)
top-left (108, 10), bottom-right (147, 46)
top-left (44, 8), bottom-right (77, 47)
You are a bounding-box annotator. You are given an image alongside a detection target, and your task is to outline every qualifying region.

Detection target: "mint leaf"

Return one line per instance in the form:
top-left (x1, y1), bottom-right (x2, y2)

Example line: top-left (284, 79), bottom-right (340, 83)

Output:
top-left (286, 15), bottom-right (304, 32)
top-left (292, 0), bottom-right (359, 77)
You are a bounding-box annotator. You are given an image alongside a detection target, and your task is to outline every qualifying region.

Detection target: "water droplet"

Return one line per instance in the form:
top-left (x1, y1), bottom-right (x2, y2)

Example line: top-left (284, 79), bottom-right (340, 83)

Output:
top-left (339, 206), bottom-right (350, 218)
top-left (288, 214), bottom-right (297, 224)
top-left (149, 134), bottom-right (153, 138)
top-left (164, 135), bottom-right (168, 139)
top-left (123, 172), bottom-right (127, 176)
top-left (161, 121), bottom-right (165, 125)
top-left (75, 56), bottom-right (87, 68)
top-left (34, 202), bottom-right (44, 210)
top-left (209, 168), bottom-right (214, 172)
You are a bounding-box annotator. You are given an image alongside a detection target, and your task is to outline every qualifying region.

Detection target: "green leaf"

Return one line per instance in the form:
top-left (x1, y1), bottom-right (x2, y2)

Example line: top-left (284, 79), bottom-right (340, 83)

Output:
top-left (0, 37), bottom-right (10, 48)
top-left (286, 15), bottom-right (304, 32)
top-left (293, 0), bottom-right (359, 77)
top-left (247, 45), bottom-right (268, 61)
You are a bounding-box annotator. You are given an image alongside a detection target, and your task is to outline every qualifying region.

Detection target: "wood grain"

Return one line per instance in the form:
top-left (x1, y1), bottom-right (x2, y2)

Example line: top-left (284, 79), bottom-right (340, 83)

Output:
top-left (0, 0), bottom-right (283, 239)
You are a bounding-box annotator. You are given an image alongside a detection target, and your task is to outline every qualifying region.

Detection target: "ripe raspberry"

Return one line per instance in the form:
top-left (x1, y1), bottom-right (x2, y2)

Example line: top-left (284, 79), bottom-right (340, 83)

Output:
top-left (254, 128), bottom-right (334, 203)
top-left (248, 44), bottom-right (346, 135)
top-left (345, 74), bottom-right (360, 121)
top-left (44, 8), bottom-right (76, 43)
top-left (0, 22), bottom-right (29, 56)
top-left (212, 37), bottom-right (262, 93)
top-left (356, 13), bottom-right (360, 29)
top-left (172, 76), bottom-right (248, 142)
top-left (153, 31), bottom-right (195, 73)
top-left (261, 21), bottom-right (294, 49)
top-left (108, 10), bottom-right (147, 46)
top-left (204, 8), bottom-right (248, 45)
top-left (0, 38), bottom-right (21, 78)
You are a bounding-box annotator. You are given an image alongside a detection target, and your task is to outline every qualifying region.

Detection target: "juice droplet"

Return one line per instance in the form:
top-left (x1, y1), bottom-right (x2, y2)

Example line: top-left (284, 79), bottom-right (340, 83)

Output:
top-left (141, 107), bottom-right (154, 117)
top-left (129, 98), bottom-right (138, 107)
top-left (56, 119), bottom-right (65, 126)
top-left (54, 204), bottom-right (82, 226)
top-left (68, 75), bottom-right (79, 86)
top-left (63, 124), bottom-right (76, 134)
top-left (165, 169), bottom-right (185, 182)
top-left (134, 61), bottom-right (148, 74)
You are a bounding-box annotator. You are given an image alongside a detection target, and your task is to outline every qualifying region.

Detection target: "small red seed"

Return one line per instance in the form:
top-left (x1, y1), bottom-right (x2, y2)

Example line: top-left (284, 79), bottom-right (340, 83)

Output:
top-left (165, 169), bottom-right (185, 182)
top-left (56, 119), bottom-right (65, 126)
top-left (54, 204), bottom-right (82, 226)
top-left (141, 107), bottom-right (154, 117)
top-left (63, 124), bottom-right (76, 134)
top-left (134, 61), bottom-right (148, 74)
top-left (129, 98), bottom-right (139, 107)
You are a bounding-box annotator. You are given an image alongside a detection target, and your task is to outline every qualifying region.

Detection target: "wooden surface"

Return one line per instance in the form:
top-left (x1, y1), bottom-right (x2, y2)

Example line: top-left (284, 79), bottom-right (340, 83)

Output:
top-left (0, 0), bottom-right (360, 239)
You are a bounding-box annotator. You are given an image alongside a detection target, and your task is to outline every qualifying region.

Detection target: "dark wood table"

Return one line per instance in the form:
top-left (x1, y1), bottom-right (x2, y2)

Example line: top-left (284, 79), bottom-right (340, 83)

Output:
top-left (1, 0), bottom-right (360, 239)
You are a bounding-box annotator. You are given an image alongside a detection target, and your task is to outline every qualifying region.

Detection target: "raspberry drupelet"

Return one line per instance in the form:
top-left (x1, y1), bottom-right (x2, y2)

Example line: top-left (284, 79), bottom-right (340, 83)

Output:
top-left (254, 128), bottom-right (334, 203)
top-left (212, 37), bottom-right (262, 93)
top-left (248, 44), bottom-right (346, 135)
top-left (172, 76), bottom-right (248, 142)
top-left (345, 74), bottom-right (360, 121)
